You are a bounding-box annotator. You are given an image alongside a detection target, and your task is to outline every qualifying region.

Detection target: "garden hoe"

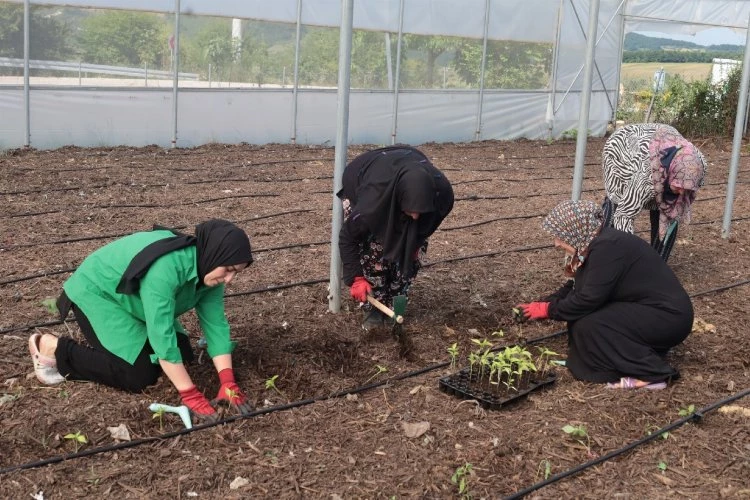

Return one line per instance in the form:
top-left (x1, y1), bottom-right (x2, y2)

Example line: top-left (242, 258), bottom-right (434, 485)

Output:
top-left (366, 294), bottom-right (411, 355)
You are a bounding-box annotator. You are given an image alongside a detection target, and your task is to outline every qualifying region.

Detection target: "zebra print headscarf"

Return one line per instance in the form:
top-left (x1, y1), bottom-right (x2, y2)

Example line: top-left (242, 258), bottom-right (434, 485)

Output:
top-left (543, 201), bottom-right (603, 273)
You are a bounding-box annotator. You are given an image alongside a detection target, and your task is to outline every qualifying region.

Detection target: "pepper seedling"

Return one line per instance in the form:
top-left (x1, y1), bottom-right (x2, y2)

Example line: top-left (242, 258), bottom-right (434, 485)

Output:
top-left (451, 462), bottom-right (473, 499)
top-left (63, 431), bottom-right (88, 452)
top-left (447, 343), bottom-right (459, 370)
top-left (364, 364), bottom-right (388, 385)
top-left (264, 375), bottom-right (287, 400)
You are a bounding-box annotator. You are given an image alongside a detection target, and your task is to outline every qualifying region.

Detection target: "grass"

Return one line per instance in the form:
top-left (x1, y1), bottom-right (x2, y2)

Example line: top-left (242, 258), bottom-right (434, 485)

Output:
top-left (620, 62), bottom-right (712, 82)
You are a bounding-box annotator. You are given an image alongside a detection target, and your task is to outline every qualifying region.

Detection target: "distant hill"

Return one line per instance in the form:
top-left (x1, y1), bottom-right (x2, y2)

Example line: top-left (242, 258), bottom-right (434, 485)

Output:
top-left (624, 32), bottom-right (743, 53)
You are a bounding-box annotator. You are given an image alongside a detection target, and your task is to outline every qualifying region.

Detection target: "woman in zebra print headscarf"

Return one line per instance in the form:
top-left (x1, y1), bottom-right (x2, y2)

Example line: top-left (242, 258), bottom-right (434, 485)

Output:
top-left (517, 200), bottom-right (693, 389)
top-left (602, 123), bottom-right (706, 259)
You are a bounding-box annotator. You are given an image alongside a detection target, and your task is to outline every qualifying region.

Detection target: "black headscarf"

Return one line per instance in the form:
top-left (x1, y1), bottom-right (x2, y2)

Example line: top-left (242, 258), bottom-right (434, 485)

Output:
top-left (339, 146), bottom-right (454, 275)
top-left (116, 220), bottom-right (252, 294)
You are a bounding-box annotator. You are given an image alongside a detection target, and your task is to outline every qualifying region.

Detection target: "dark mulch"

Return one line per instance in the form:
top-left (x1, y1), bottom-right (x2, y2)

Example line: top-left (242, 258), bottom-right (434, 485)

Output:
top-left (1, 138), bottom-right (748, 499)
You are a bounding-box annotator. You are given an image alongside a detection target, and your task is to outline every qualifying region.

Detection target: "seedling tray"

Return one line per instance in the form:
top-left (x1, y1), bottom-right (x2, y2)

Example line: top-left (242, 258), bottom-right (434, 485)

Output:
top-left (439, 368), bottom-right (557, 410)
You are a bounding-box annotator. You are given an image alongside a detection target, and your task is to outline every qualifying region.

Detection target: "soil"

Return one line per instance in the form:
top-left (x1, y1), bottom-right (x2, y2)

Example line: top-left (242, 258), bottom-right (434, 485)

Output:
top-left (1, 137), bottom-right (749, 499)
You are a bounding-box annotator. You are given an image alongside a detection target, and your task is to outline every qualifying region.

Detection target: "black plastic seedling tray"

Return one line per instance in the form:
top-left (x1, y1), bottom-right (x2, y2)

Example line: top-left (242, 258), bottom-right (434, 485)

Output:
top-left (439, 368), bottom-right (557, 410)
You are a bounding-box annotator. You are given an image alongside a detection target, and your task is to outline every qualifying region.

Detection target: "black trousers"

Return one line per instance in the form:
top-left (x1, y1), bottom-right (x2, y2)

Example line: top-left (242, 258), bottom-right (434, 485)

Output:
top-left (55, 304), bottom-right (194, 393)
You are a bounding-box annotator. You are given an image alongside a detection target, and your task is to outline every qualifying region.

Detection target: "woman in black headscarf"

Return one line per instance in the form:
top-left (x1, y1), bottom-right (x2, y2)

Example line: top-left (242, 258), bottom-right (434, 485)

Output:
top-left (337, 146), bottom-right (454, 330)
top-left (28, 220), bottom-right (254, 423)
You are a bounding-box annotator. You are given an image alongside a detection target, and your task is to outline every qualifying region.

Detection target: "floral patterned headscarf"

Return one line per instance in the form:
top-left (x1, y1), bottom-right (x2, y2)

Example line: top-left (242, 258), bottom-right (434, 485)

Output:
top-left (542, 200), bottom-right (603, 274)
top-left (649, 125), bottom-right (707, 238)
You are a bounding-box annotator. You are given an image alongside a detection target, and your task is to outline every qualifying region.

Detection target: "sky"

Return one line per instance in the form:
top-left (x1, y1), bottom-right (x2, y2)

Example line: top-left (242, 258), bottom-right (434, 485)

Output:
top-left (635, 27), bottom-right (746, 46)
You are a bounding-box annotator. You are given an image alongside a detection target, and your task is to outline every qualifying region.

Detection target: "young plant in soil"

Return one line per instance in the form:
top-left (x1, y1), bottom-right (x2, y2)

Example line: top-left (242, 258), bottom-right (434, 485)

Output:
top-left (364, 364), bottom-right (388, 385)
top-left (447, 343), bottom-right (459, 370)
top-left (63, 431), bottom-right (88, 452)
top-left (536, 459), bottom-right (552, 480)
top-left (535, 346), bottom-right (561, 379)
top-left (450, 462), bottom-right (473, 499)
top-left (265, 375), bottom-right (287, 400)
top-left (152, 406), bottom-right (166, 431)
top-left (678, 404), bottom-right (696, 417)
top-left (562, 424), bottom-right (591, 455)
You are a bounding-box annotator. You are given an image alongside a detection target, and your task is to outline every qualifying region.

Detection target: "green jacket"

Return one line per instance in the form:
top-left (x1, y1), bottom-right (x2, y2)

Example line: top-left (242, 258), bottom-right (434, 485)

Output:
top-left (63, 230), bottom-right (235, 365)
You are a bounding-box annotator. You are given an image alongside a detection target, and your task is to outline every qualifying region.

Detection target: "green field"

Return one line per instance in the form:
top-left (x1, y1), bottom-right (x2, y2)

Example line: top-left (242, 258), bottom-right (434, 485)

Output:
top-left (621, 62), bottom-right (712, 82)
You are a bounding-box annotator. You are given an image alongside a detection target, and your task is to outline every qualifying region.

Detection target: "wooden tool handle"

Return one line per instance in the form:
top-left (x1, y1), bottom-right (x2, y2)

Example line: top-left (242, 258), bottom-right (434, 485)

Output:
top-left (366, 295), bottom-right (404, 324)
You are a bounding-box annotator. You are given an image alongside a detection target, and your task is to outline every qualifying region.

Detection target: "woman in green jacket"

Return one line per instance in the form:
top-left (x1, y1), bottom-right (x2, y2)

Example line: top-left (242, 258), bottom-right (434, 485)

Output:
top-left (28, 219), bottom-right (254, 422)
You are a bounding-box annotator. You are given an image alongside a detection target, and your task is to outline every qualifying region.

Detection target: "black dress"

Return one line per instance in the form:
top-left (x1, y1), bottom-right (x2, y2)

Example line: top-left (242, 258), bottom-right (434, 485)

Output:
top-left (546, 227), bottom-right (693, 383)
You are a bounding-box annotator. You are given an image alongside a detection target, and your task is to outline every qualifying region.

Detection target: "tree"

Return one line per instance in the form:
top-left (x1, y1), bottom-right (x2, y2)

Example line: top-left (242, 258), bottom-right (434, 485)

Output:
top-left (78, 11), bottom-right (169, 68)
top-left (453, 39), bottom-right (552, 89)
top-left (403, 35), bottom-right (459, 88)
top-left (0, 4), bottom-right (70, 62)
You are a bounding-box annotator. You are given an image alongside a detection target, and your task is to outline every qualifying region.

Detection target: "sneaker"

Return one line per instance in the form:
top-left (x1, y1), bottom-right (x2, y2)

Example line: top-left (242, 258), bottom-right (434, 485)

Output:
top-left (28, 334), bottom-right (65, 385)
top-left (362, 309), bottom-right (386, 331)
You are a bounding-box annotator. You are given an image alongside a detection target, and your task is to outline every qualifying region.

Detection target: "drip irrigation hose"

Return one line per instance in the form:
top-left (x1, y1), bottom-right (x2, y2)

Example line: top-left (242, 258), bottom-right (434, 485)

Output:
top-left (3, 193), bottom-right (279, 219)
top-left (2, 326), bottom-right (747, 478)
top-left (4, 239), bottom-right (750, 334)
top-left (0, 330), bottom-right (573, 476)
top-left (0, 210), bottom-right (313, 254)
top-left (504, 387), bottom-right (750, 500)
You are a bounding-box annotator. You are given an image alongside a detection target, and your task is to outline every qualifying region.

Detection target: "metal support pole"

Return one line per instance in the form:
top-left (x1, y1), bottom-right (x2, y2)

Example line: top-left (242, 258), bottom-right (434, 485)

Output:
top-left (208, 63), bottom-right (212, 88)
top-left (572, 0), bottom-right (600, 201)
top-left (546, 0), bottom-right (565, 139)
top-left (144, 63), bottom-right (148, 87)
top-left (385, 32), bottom-right (393, 90)
top-left (554, 0), bottom-right (622, 115)
top-left (171, 0), bottom-right (181, 149)
top-left (569, 0), bottom-right (616, 115)
top-left (23, 0), bottom-right (30, 147)
top-left (328, 0), bottom-right (354, 313)
top-left (612, 1), bottom-right (627, 125)
top-left (290, 0), bottom-right (302, 144)
top-left (722, 13), bottom-right (750, 239)
top-left (474, 0), bottom-right (490, 141)
top-left (389, 0), bottom-right (405, 145)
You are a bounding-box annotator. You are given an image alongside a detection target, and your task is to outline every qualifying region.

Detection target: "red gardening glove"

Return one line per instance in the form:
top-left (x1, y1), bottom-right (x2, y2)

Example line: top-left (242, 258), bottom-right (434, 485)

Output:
top-left (518, 302), bottom-right (550, 320)
top-left (214, 368), bottom-right (254, 415)
top-left (179, 385), bottom-right (219, 423)
top-left (350, 276), bottom-right (372, 303)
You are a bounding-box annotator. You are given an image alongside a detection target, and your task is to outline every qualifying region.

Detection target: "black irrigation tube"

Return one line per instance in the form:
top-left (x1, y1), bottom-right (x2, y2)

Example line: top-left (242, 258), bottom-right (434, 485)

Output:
top-left (505, 387), bottom-right (750, 499)
top-left (11, 157), bottom-right (336, 174)
top-left (3, 192), bottom-right (280, 219)
top-left (2, 320), bottom-right (747, 477)
top-left (1, 209), bottom-right (313, 252)
top-left (0, 239), bottom-right (326, 287)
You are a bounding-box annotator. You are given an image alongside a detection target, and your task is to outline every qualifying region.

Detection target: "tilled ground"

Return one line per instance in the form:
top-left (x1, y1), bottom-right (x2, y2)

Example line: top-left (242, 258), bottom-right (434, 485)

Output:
top-left (0, 138), bottom-right (748, 499)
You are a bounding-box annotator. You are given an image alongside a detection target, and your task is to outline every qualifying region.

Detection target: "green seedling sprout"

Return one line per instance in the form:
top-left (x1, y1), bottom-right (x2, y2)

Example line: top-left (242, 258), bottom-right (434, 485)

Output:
top-left (364, 364), bottom-right (388, 385)
top-left (152, 406), bottom-right (166, 431)
top-left (63, 431), bottom-right (88, 452)
top-left (41, 297), bottom-right (58, 316)
top-left (468, 352), bottom-right (480, 379)
top-left (447, 343), bottom-right (459, 370)
top-left (451, 462), bottom-right (473, 499)
top-left (491, 329), bottom-right (504, 337)
top-left (536, 459), bottom-right (552, 480)
top-left (471, 338), bottom-right (493, 352)
top-left (657, 460), bottom-right (668, 473)
top-left (645, 425), bottom-right (669, 440)
top-left (562, 424), bottom-right (591, 453)
top-left (264, 375), bottom-right (286, 399)
top-left (536, 346), bottom-right (560, 378)
top-left (678, 404), bottom-right (696, 417)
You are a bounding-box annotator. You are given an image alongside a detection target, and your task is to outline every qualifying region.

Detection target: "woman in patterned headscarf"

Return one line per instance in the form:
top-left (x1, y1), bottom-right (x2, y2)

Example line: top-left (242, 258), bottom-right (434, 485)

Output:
top-left (602, 123), bottom-right (707, 260)
top-left (517, 200), bottom-right (694, 389)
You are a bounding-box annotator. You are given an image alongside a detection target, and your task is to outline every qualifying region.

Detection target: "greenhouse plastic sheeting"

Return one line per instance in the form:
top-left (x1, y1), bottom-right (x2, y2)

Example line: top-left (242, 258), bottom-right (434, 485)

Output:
top-left (626, 0), bottom-right (750, 33)
top-left (0, 88), bottom-right (608, 148)
top-left (8, 0), bottom-right (560, 42)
